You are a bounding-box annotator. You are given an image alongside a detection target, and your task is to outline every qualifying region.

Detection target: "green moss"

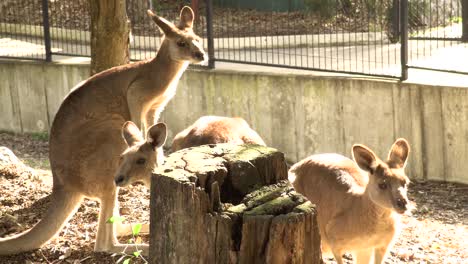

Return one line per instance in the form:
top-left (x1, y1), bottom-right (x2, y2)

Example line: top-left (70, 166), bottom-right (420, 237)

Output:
top-left (224, 144), bottom-right (278, 162)
top-left (227, 203), bottom-right (247, 214)
top-left (293, 201), bottom-right (316, 214)
top-left (244, 195), bottom-right (296, 216)
top-left (242, 181), bottom-right (291, 209)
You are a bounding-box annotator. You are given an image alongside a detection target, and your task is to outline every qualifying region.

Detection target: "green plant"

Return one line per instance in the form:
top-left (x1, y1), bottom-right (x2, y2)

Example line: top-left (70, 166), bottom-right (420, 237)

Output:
top-left (30, 132), bottom-right (48, 141)
top-left (107, 216), bottom-right (147, 264)
top-left (22, 157), bottom-right (50, 171)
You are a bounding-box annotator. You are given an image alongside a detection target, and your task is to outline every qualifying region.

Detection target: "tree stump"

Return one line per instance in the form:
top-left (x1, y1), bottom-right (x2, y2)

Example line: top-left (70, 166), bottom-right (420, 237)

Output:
top-left (149, 144), bottom-right (322, 264)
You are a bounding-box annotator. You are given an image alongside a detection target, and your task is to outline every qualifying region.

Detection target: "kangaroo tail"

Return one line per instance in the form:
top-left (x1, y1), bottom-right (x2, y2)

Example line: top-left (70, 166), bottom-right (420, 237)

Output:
top-left (0, 188), bottom-right (83, 255)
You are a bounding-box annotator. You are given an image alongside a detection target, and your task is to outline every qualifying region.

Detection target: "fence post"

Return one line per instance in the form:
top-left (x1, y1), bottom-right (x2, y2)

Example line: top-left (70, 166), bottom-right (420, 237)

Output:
top-left (463, 0), bottom-right (468, 42)
top-left (400, 0), bottom-right (408, 81)
top-left (41, 0), bottom-right (52, 62)
top-left (390, 0), bottom-right (400, 43)
top-left (205, 0), bottom-right (215, 68)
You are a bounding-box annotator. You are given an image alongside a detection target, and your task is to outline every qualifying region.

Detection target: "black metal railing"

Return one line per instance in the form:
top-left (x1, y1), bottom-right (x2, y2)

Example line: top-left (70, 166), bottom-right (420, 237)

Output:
top-left (0, 0), bottom-right (467, 80)
top-left (0, 0), bottom-right (46, 60)
top-left (404, 0), bottom-right (468, 74)
top-left (212, 0), bottom-right (403, 78)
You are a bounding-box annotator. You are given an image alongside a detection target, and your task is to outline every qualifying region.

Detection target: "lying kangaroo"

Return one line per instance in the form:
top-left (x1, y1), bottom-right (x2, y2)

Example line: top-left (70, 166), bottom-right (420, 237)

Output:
top-left (289, 139), bottom-right (411, 264)
top-left (171, 116), bottom-right (266, 152)
top-left (0, 7), bottom-right (205, 255)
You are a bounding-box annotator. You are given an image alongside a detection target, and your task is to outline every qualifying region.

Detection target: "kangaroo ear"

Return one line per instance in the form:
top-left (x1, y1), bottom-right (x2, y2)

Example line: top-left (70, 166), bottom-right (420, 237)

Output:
top-left (122, 121), bottom-right (143, 147)
top-left (352, 144), bottom-right (378, 173)
top-left (147, 10), bottom-right (178, 37)
top-left (147, 123), bottom-right (167, 149)
top-left (388, 138), bottom-right (410, 168)
top-left (179, 6), bottom-right (194, 29)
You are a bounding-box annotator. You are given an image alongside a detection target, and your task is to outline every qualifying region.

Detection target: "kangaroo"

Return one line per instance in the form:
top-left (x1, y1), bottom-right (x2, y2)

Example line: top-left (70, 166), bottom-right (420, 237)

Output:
top-left (0, 6), bottom-right (205, 256)
top-left (171, 116), bottom-right (266, 152)
top-left (114, 121), bottom-right (167, 188)
top-left (289, 139), bottom-right (411, 264)
top-left (115, 116), bottom-right (266, 187)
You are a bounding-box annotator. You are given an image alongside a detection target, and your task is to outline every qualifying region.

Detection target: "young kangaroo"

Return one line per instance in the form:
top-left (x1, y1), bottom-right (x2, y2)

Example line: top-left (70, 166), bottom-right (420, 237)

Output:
top-left (289, 139), bottom-right (411, 264)
top-left (0, 7), bottom-right (204, 256)
top-left (114, 121), bottom-right (167, 188)
top-left (115, 116), bottom-right (266, 188)
top-left (171, 116), bottom-right (266, 152)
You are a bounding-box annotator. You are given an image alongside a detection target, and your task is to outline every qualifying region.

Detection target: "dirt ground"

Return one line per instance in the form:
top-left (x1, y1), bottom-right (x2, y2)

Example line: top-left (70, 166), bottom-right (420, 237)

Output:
top-left (0, 132), bottom-right (467, 264)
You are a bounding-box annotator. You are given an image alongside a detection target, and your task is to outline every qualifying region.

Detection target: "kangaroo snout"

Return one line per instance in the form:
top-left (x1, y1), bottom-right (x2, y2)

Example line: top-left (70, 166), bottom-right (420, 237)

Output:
top-left (193, 51), bottom-right (205, 61)
top-left (396, 197), bottom-right (408, 212)
top-left (115, 175), bottom-right (127, 187)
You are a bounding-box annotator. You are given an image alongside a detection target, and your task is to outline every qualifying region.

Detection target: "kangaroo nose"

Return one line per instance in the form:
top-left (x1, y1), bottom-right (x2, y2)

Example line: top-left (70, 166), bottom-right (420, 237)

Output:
top-left (194, 52), bottom-right (205, 60)
top-left (396, 198), bottom-right (407, 210)
top-left (115, 175), bottom-right (125, 186)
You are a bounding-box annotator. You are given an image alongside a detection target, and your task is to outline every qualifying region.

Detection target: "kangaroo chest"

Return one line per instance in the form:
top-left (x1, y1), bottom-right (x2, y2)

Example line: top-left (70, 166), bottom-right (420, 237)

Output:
top-left (146, 62), bottom-right (187, 107)
top-left (331, 209), bottom-right (399, 250)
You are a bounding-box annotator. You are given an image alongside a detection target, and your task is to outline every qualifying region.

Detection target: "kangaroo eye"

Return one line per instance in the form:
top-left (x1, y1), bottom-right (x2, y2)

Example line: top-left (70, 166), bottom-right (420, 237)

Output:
top-left (136, 158), bottom-right (146, 165)
top-left (378, 182), bottom-right (388, 190)
top-left (177, 41), bottom-right (187, 47)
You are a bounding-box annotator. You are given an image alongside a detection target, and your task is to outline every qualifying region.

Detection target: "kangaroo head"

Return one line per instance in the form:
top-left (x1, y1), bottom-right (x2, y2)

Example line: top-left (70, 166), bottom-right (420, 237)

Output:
top-left (147, 6), bottom-right (206, 63)
top-left (115, 121), bottom-right (167, 187)
top-left (352, 138), bottom-right (411, 214)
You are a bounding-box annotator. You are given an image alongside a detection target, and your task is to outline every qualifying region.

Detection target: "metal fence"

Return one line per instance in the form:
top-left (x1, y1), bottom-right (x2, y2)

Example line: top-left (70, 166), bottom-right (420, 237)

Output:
top-left (0, 0), bottom-right (467, 80)
top-left (0, 0), bottom-right (47, 60)
top-left (406, 0), bottom-right (468, 75)
top-left (212, 0), bottom-right (403, 78)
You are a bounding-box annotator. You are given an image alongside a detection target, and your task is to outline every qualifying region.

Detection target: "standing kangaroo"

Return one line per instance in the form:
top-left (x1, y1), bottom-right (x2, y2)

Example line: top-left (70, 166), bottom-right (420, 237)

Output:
top-left (0, 7), bottom-right (205, 255)
top-left (289, 139), bottom-right (411, 264)
top-left (171, 116), bottom-right (266, 152)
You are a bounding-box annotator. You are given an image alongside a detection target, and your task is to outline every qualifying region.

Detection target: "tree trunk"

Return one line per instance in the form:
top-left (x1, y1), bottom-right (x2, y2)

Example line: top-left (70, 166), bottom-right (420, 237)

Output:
top-left (149, 144), bottom-right (322, 263)
top-left (89, 0), bottom-right (130, 76)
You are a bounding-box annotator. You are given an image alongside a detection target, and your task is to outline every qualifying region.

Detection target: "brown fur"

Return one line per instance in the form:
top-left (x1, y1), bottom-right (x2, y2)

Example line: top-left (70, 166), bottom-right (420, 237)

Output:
top-left (114, 116), bottom-right (265, 190)
top-left (115, 121), bottom-right (167, 188)
top-left (171, 116), bottom-right (266, 152)
top-left (0, 7), bottom-right (204, 256)
top-left (289, 139), bottom-right (411, 264)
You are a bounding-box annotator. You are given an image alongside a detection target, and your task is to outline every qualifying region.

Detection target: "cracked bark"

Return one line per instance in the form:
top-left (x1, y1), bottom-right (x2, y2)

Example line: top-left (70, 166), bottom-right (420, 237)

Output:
top-left (149, 144), bottom-right (322, 264)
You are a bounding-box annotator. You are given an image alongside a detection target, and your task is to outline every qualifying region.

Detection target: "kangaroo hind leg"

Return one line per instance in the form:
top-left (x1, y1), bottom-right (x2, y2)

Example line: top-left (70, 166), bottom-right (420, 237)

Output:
top-left (94, 190), bottom-right (148, 255)
top-left (355, 250), bottom-right (373, 264)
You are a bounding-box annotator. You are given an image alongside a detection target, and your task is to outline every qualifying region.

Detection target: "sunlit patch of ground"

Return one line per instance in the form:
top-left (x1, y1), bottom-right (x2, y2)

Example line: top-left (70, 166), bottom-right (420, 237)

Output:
top-left (0, 132), bottom-right (466, 263)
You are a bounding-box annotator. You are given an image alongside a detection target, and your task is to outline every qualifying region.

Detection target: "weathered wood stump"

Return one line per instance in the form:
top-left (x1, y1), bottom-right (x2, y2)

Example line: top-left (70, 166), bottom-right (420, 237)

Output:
top-left (149, 144), bottom-right (322, 264)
